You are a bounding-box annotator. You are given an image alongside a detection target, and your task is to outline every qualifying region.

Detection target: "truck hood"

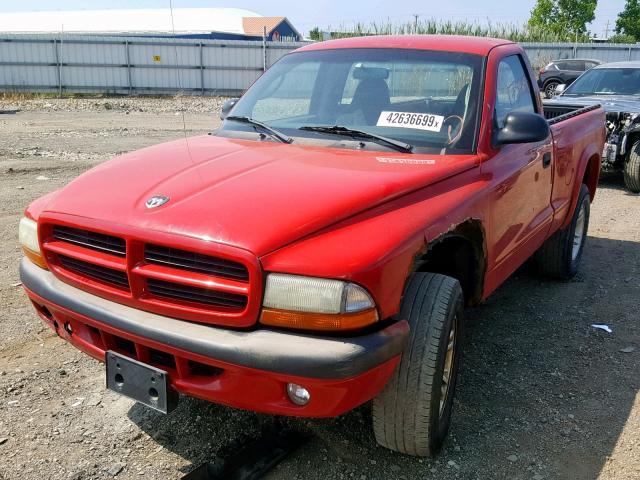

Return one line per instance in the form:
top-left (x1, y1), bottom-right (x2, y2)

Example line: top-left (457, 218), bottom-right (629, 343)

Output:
top-left (548, 95), bottom-right (640, 114)
top-left (43, 135), bottom-right (477, 256)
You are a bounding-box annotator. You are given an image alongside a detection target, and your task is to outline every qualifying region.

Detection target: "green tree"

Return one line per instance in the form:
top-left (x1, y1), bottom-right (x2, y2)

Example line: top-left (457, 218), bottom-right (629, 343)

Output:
top-left (615, 0), bottom-right (640, 41)
top-left (609, 33), bottom-right (637, 43)
top-left (528, 0), bottom-right (597, 37)
top-left (308, 27), bottom-right (322, 41)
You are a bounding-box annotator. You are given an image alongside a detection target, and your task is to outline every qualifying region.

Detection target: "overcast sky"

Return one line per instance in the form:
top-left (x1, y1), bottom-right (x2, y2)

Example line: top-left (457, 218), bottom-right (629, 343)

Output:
top-left (0, 0), bottom-right (627, 38)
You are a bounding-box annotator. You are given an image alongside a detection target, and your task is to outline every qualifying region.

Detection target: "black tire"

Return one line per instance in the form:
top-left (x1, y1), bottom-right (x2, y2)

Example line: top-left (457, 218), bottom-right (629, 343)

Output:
top-left (372, 273), bottom-right (464, 457)
top-left (535, 184), bottom-right (590, 279)
top-left (544, 80), bottom-right (560, 98)
top-left (623, 140), bottom-right (640, 193)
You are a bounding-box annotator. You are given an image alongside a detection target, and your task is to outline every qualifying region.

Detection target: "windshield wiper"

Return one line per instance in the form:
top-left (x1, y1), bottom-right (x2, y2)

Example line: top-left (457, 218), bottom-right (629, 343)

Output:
top-left (299, 125), bottom-right (413, 153)
top-left (225, 116), bottom-right (293, 144)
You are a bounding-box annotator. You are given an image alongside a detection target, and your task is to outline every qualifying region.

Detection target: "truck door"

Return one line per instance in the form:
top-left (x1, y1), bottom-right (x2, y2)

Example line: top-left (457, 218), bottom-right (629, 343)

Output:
top-left (485, 54), bottom-right (554, 279)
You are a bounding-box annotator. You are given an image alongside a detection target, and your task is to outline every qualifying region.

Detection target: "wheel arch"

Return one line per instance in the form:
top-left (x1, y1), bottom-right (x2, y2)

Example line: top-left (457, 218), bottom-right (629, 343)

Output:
top-left (543, 77), bottom-right (562, 87)
top-left (561, 145), bottom-right (601, 229)
top-left (413, 220), bottom-right (487, 306)
top-left (582, 152), bottom-right (601, 201)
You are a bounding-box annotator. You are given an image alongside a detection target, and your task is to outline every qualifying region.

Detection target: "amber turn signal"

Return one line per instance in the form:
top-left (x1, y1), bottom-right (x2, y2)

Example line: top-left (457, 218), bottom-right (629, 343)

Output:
top-left (22, 246), bottom-right (48, 269)
top-left (259, 307), bottom-right (378, 331)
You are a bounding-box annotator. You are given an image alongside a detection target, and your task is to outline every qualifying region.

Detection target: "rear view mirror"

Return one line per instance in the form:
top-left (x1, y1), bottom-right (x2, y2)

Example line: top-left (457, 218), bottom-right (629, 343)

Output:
top-left (494, 111), bottom-right (550, 146)
top-left (352, 66), bottom-right (390, 80)
top-left (220, 98), bottom-right (239, 120)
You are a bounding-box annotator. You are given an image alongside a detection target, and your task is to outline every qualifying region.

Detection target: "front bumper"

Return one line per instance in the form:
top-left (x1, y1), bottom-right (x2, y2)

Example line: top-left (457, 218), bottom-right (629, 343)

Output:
top-left (20, 259), bottom-right (408, 417)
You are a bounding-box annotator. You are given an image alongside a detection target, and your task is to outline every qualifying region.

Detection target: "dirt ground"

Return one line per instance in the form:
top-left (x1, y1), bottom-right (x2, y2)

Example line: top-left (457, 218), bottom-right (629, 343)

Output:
top-left (0, 97), bottom-right (639, 480)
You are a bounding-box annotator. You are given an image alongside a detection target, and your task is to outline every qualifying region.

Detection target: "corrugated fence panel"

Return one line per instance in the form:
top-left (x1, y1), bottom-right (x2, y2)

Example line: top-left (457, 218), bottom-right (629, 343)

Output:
top-left (0, 65), bottom-right (58, 88)
top-left (61, 65), bottom-right (127, 88)
top-left (130, 43), bottom-right (200, 66)
top-left (132, 67), bottom-right (200, 90)
top-left (266, 43), bottom-right (298, 66)
top-left (2, 35), bottom-right (639, 95)
top-left (0, 39), bottom-right (55, 63)
top-left (61, 41), bottom-right (126, 65)
top-left (203, 68), bottom-right (261, 92)
top-left (521, 42), bottom-right (640, 68)
top-left (574, 45), bottom-right (637, 63)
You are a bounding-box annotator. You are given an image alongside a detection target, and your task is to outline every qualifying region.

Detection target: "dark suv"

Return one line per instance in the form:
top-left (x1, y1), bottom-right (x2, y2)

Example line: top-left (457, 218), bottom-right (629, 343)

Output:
top-left (538, 59), bottom-right (601, 98)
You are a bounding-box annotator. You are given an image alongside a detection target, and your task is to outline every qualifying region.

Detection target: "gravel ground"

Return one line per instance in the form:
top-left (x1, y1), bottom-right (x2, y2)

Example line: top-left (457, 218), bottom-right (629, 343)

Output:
top-left (0, 97), bottom-right (639, 480)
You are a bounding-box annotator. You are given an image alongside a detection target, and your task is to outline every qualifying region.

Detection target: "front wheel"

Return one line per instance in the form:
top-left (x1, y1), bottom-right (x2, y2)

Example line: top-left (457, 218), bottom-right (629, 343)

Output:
top-left (372, 273), bottom-right (464, 457)
top-left (535, 184), bottom-right (590, 279)
top-left (623, 140), bottom-right (640, 193)
top-left (544, 81), bottom-right (560, 98)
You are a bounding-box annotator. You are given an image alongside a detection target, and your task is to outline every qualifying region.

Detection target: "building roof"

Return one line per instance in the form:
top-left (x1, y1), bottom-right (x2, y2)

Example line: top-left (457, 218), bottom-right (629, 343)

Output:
top-left (0, 8), bottom-right (261, 34)
top-left (298, 35), bottom-right (514, 56)
top-left (243, 17), bottom-right (286, 36)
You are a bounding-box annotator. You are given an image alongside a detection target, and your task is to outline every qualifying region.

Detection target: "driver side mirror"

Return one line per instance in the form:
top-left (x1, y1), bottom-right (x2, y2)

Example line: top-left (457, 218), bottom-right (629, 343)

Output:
top-left (220, 98), bottom-right (239, 120)
top-left (554, 84), bottom-right (567, 95)
top-left (494, 111), bottom-right (550, 146)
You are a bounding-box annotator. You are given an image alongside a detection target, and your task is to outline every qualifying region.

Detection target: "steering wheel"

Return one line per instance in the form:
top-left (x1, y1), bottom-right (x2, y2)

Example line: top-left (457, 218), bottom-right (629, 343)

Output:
top-left (443, 115), bottom-right (464, 145)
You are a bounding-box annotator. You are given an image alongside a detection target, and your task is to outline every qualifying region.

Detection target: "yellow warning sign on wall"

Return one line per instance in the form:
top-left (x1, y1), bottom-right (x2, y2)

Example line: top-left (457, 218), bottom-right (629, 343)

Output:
top-left (152, 55), bottom-right (161, 62)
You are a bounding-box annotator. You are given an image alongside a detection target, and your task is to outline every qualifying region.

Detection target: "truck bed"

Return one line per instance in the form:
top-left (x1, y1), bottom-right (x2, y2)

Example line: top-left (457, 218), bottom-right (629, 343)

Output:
top-left (542, 103), bottom-right (602, 124)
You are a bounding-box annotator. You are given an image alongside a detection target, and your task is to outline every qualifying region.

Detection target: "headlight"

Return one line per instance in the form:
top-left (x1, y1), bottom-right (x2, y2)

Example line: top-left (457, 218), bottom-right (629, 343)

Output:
top-left (19, 217), bottom-right (47, 269)
top-left (260, 273), bottom-right (378, 331)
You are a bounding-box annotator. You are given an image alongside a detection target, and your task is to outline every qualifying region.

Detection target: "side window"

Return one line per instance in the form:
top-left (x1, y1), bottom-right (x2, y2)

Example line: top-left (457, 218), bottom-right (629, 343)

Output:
top-left (568, 61), bottom-right (586, 71)
top-left (495, 55), bottom-right (536, 129)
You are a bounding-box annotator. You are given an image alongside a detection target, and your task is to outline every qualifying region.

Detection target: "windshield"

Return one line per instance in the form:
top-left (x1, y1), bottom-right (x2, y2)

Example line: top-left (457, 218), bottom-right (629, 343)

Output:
top-left (563, 68), bottom-right (640, 96)
top-left (221, 48), bottom-right (484, 154)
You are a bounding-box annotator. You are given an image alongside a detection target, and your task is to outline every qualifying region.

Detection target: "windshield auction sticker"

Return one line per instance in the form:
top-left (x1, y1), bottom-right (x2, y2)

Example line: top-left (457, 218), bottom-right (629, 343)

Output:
top-left (376, 111), bottom-right (444, 132)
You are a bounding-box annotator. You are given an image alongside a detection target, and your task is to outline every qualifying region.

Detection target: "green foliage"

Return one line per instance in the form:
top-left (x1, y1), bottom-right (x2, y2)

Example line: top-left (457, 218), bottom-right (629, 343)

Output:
top-left (615, 0), bottom-right (640, 41)
top-left (609, 33), bottom-right (637, 44)
top-left (314, 19), bottom-right (587, 43)
top-left (528, 0), bottom-right (597, 37)
top-left (308, 27), bottom-right (322, 41)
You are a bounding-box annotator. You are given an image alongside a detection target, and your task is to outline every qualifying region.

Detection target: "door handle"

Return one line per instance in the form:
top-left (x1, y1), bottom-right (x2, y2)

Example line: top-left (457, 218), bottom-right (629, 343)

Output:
top-left (542, 152), bottom-right (552, 168)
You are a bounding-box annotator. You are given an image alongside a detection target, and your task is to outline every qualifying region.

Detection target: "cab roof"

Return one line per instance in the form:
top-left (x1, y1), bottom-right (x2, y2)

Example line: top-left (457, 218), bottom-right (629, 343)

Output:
top-left (296, 35), bottom-right (513, 56)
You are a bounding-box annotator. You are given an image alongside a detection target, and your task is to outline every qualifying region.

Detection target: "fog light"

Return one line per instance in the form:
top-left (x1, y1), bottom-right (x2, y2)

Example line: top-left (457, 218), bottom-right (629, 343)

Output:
top-left (286, 383), bottom-right (310, 406)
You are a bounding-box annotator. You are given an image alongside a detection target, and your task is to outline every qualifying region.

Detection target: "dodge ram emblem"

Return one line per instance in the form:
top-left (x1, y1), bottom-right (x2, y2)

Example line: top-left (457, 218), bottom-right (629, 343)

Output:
top-left (145, 195), bottom-right (170, 209)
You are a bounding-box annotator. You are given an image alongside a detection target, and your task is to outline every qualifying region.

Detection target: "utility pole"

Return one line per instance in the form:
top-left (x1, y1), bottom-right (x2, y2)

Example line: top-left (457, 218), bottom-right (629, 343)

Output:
top-left (413, 14), bottom-right (419, 33)
top-left (603, 20), bottom-right (611, 39)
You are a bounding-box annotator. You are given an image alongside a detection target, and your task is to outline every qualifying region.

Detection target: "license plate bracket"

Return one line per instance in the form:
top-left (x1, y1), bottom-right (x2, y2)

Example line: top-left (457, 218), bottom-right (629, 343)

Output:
top-left (106, 350), bottom-right (178, 413)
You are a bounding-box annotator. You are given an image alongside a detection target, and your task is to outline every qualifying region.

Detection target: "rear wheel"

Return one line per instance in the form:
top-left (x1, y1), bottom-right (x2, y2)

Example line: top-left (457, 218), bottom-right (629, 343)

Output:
top-left (372, 273), bottom-right (463, 457)
top-left (544, 80), bottom-right (560, 98)
top-left (623, 140), bottom-right (640, 193)
top-left (535, 184), bottom-right (590, 279)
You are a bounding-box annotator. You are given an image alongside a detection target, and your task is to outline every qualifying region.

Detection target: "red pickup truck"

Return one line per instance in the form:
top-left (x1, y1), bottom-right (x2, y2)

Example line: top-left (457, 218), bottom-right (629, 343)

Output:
top-left (19, 36), bottom-right (605, 456)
